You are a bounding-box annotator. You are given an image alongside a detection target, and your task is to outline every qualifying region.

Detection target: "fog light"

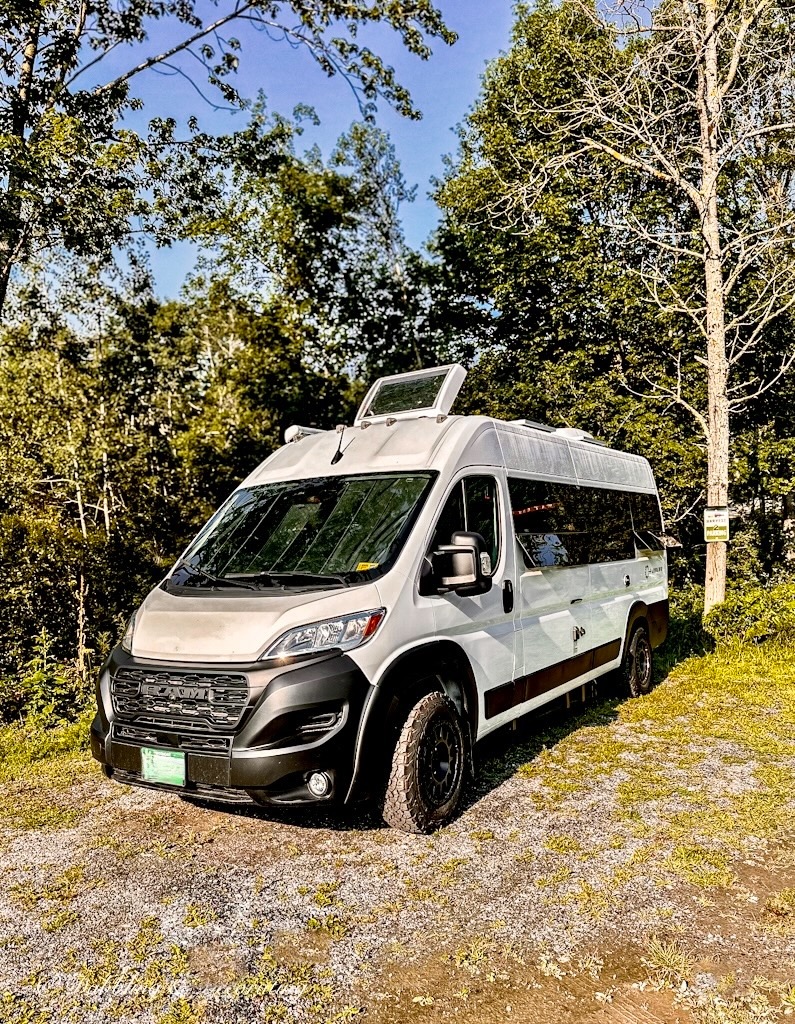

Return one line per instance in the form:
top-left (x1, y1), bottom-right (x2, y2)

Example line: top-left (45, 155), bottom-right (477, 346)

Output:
top-left (307, 771), bottom-right (332, 798)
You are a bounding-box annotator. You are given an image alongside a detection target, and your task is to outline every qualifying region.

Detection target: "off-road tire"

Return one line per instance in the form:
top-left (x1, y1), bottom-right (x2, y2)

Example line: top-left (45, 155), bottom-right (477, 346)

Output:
top-left (382, 691), bottom-right (466, 834)
top-left (622, 624), bottom-right (653, 697)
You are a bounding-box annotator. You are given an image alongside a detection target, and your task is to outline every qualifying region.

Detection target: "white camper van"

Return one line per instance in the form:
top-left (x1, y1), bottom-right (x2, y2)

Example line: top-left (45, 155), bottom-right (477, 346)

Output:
top-left (91, 364), bottom-right (668, 833)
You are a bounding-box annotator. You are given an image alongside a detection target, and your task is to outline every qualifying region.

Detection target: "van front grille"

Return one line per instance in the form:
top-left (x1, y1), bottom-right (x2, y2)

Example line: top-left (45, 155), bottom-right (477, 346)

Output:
top-left (111, 667), bottom-right (249, 731)
top-left (113, 724), bottom-right (234, 753)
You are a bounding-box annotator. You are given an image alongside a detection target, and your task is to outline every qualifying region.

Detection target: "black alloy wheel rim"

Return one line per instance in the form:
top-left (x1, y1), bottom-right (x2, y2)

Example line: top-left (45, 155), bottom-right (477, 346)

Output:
top-left (635, 636), bottom-right (652, 687)
top-left (419, 714), bottom-right (462, 809)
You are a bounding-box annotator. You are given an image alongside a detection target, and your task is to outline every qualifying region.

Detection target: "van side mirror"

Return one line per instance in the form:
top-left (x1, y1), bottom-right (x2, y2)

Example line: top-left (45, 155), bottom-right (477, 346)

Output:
top-left (429, 530), bottom-right (493, 597)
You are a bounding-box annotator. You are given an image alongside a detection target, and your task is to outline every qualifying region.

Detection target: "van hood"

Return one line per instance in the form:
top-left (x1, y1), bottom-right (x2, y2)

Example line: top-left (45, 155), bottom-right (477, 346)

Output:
top-left (130, 582), bottom-right (383, 663)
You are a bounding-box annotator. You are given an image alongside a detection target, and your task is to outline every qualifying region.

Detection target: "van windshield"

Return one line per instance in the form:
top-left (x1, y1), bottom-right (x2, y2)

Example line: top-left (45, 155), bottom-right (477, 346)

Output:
top-left (169, 473), bottom-right (435, 590)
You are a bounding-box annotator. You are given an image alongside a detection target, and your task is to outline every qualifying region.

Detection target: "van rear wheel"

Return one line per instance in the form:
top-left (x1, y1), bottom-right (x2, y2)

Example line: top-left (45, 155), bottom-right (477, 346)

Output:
top-left (622, 624), bottom-right (653, 697)
top-left (382, 691), bottom-right (466, 834)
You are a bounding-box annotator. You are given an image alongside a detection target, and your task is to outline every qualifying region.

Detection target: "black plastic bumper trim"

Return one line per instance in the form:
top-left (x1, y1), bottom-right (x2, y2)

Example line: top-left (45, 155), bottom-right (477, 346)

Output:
top-left (92, 646), bottom-right (371, 805)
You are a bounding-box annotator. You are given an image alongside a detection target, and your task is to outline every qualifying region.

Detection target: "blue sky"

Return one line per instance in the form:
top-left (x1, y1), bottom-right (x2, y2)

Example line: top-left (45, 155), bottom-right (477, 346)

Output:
top-left (132, 1), bottom-right (515, 296)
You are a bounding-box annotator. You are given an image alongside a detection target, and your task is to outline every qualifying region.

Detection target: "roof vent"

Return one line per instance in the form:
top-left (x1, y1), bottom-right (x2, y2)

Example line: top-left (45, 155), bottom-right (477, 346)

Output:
top-left (354, 364), bottom-right (467, 426)
top-left (554, 427), bottom-right (606, 446)
top-left (509, 419), bottom-right (556, 433)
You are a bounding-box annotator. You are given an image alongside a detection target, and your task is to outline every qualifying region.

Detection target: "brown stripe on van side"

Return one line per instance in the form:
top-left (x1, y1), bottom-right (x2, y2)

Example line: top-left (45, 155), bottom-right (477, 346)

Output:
top-left (484, 639), bottom-right (621, 719)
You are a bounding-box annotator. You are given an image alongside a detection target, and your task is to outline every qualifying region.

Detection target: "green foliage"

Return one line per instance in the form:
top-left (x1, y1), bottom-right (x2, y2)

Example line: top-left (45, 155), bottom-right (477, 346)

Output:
top-left (193, 116), bottom-right (472, 379)
top-left (703, 582), bottom-right (795, 646)
top-left (434, 0), bottom-right (795, 586)
top-left (16, 630), bottom-right (87, 726)
top-left (0, 258), bottom-right (368, 703)
top-left (0, 0), bottom-right (456, 314)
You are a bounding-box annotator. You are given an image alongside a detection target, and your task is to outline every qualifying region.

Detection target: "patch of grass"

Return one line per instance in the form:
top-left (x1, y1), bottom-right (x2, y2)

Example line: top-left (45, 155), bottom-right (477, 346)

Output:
top-left (10, 865), bottom-right (91, 914)
top-left (641, 936), bottom-right (693, 985)
top-left (65, 938), bottom-right (121, 988)
top-left (451, 936), bottom-right (496, 974)
top-left (156, 998), bottom-right (205, 1024)
top-left (236, 946), bottom-right (358, 1019)
top-left (511, 641), bottom-right (795, 908)
top-left (128, 916), bottom-right (164, 963)
top-left (666, 845), bottom-right (734, 888)
top-left (763, 888), bottom-right (795, 932)
top-left (0, 711), bottom-right (95, 833)
top-left (182, 904), bottom-right (217, 928)
top-left (312, 881), bottom-right (341, 908)
top-left (306, 914), bottom-right (348, 939)
top-left (543, 834), bottom-right (581, 854)
top-left (41, 906), bottom-right (79, 932)
top-left (535, 865), bottom-right (572, 888)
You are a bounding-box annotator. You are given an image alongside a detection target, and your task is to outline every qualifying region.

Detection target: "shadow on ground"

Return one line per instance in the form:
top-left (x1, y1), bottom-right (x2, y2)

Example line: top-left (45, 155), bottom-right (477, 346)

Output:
top-left (174, 618), bottom-right (708, 833)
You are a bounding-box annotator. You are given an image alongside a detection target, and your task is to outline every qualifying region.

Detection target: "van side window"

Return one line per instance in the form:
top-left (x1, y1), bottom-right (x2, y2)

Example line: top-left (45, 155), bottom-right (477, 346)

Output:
top-left (631, 493), bottom-right (665, 552)
top-left (584, 489), bottom-right (634, 563)
top-left (509, 478), bottom-right (588, 568)
top-left (509, 479), bottom-right (635, 567)
top-left (431, 476), bottom-right (501, 574)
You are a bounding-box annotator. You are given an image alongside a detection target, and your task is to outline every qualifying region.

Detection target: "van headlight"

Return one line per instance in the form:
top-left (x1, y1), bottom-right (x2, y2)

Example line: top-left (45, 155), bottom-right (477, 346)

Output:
top-left (263, 609), bottom-right (386, 659)
top-left (121, 611), bottom-right (137, 654)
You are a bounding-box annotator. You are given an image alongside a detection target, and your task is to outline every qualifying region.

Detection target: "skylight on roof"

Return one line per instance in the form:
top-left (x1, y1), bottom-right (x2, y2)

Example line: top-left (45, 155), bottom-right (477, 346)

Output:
top-left (354, 364), bottom-right (467, 426)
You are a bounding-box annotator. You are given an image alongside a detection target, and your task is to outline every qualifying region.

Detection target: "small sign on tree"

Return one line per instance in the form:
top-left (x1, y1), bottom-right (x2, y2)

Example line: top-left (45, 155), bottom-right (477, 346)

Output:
top-left (704, 507), bottom-right (730, 543)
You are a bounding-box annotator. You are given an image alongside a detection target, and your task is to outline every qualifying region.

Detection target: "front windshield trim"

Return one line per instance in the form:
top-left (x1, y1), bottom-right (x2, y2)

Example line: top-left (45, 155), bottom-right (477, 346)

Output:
top-left (166, 471), bottom-right (438, 594)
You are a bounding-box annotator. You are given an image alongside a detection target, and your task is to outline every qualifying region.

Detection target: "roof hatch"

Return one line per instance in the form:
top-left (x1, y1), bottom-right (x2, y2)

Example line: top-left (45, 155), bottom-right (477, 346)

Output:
top-left (354, 364), bottom-right (467, 427)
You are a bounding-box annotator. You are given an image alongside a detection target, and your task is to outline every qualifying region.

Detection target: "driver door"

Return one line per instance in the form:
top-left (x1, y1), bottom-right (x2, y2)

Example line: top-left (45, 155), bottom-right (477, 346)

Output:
top-left (426, 472), bottom-right (520, 729)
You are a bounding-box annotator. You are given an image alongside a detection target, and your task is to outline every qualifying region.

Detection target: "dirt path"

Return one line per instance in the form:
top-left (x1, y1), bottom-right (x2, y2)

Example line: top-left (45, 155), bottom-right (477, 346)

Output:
top-left (2, 645), bottom-right (795, 1023)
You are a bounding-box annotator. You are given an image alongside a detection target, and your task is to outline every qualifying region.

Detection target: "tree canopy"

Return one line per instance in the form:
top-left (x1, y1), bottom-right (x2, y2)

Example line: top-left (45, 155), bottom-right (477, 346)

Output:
top-left (0, 0), bottom-right (455, 315)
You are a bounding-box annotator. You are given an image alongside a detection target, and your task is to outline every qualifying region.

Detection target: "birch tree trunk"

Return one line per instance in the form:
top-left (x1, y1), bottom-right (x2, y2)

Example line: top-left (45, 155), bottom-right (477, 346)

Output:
top-left (700, 0), bottom-right (730, 613)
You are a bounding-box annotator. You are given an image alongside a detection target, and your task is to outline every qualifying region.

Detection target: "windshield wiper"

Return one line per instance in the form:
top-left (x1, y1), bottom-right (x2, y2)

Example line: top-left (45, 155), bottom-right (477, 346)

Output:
top-left (244, 571), bottom-right (350, 589)
top-left (177, 563), bottom-right (256, 590)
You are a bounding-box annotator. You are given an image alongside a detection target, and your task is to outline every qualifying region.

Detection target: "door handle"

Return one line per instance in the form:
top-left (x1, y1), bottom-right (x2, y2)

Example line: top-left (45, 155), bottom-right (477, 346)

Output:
top-left (570, 597), bottom-right (583, 604)
top-left (502, 580), bottom-right (514, 614)
top-left (624, 574), bottom-right (631, 588)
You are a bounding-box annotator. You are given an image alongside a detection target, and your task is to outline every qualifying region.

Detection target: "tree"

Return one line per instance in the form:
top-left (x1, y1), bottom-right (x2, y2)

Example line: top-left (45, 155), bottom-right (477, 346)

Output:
top-left (192, 116), bottom-right (478, 377)
top-left (0, 0), bottom-right (455, 317)
top-left (444, 0), bottom-right (795, 612)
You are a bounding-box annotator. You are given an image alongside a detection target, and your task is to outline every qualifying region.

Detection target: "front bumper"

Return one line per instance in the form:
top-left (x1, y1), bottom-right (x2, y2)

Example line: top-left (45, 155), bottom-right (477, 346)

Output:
top-left (91, 646), bottom-right (371, 805)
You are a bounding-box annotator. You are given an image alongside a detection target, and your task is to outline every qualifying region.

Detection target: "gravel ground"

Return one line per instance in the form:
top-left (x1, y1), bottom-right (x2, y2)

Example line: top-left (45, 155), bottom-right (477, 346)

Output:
top-left (2, 650), bottom-right (795, 1024)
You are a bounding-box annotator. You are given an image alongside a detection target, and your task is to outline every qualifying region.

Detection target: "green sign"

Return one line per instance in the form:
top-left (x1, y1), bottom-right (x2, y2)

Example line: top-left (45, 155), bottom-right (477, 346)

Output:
top-left (141, 747), bottom-right (186, 787)
top-left (704, 507), bottom-right (730, 543)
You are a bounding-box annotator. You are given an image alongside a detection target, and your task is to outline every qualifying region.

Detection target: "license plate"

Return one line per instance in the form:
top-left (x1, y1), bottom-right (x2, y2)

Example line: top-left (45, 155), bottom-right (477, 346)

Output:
top-left (141, 747), bottom-right (186, 787)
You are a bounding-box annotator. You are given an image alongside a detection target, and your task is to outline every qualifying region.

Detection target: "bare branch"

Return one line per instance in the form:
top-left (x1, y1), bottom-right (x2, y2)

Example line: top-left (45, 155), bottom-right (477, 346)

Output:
top-left (96, 3), bottom-right (256, 94)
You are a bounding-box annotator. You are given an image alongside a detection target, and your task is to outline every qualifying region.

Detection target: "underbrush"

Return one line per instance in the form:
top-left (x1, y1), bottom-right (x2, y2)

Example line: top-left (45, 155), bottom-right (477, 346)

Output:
top-left (0, 627), bottom-right (93, 805)
top-left (658, 579), bottom-right (795, 675)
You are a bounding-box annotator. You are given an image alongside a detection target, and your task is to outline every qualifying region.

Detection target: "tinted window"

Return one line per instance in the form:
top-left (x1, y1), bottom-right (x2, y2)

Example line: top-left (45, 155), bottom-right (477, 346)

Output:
top-left (464, 477), bottom-right (500, 569)
top-left (631, 493), bottom-right (664, 552)
top-left (508, 478), bottom-right (635, 567)
top-left (431, 476), bottom-right (501, 573)
top-left (509, 478), bottom-right (589, 567)
top-left (583, 489), bottom-right (634, 562)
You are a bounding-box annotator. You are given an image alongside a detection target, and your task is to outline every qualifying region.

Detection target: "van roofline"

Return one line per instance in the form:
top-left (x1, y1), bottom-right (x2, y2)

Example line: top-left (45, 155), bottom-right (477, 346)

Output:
top-left (242, 415), bottom-right (658, 495)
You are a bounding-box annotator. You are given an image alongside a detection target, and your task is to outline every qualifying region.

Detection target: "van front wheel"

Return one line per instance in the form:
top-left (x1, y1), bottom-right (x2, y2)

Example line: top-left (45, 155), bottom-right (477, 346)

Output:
top-left (382, 691), bottom-right (466, 834)
top-left (622, 624), bottom-right (653, 697)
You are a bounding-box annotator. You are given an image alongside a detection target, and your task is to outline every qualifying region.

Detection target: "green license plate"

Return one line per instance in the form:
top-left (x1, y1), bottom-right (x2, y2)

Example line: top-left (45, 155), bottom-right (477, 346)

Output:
top-left (141, 747), bottom-right (186, 787)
